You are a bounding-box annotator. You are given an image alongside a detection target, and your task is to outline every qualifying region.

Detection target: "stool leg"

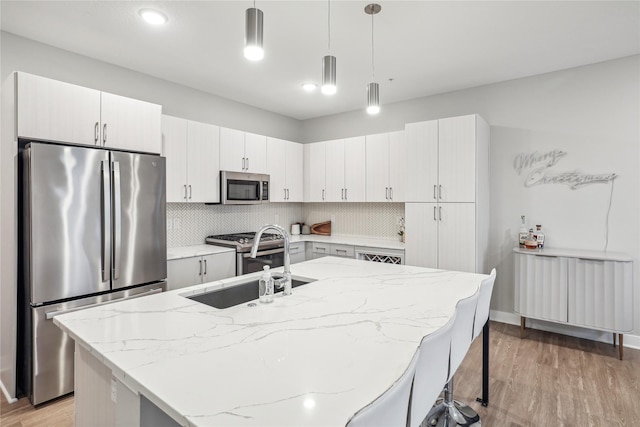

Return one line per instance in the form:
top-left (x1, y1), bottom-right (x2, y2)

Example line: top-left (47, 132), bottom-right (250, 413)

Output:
top-left (619, 334), bottom-right (623, 360)
top-left (613, 332), bottom-right (616, 347)
top-left (520, 316), bottom-right (526, 338)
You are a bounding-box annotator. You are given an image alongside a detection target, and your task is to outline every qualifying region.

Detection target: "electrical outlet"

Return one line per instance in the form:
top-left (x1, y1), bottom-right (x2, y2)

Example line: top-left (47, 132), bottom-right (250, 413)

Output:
top-left (173, 219), bottom-right (180, 230)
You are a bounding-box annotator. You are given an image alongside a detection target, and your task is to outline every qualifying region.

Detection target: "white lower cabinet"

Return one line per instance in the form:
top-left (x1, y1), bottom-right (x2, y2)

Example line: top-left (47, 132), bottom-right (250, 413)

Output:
top-left (311, 242), bottom-right (354, 259)
top-left (289, 242), bottom-right (306, 264)
top-left (405, 203), bottom-right (477, 273)
top-left (167, 252), bottom-right (235, 291)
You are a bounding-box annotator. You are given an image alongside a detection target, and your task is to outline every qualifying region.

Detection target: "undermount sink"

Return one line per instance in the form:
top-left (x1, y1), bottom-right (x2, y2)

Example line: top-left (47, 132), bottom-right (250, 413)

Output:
top-left (187, 275), bottom-right (315, 309)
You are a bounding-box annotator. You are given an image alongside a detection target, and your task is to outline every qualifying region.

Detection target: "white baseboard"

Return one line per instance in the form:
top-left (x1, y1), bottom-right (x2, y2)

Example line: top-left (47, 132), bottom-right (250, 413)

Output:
top-left (489, 310), bottom-right (640, 351)
top-left (0, 379), bottom-right (18, 404)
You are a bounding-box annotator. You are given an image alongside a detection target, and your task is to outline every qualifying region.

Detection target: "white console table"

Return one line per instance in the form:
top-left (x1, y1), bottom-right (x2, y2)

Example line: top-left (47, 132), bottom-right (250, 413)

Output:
top-left (513, 247), bottom-right (633, 359)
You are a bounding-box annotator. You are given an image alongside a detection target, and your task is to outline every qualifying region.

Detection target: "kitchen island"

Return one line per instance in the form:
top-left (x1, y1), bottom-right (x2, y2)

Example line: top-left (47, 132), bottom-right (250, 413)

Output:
top-left (54, 257), bottom-right (488, 426)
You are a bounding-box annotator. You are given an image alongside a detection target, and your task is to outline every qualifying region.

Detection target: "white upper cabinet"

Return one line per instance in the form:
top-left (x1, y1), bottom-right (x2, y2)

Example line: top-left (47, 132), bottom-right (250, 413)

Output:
top-left (267, 137), bottom-right (303, 202)
top-left (405, 120), bottom-right (438, 202)
top-left (324, 137), bottom-right (366, 202)
top-left (219, 128), bottom-right (267, 174)
top-left (438, 115), bottom-right (476, 202)
top-left (304, 142), bottom-right (326, 202)
top-left (405, 115), bottom-right (478, 202)
top-left (365, 131), bottom-right (406, 202)
top-left (16, 72), bottom-right (161, 153)
top-left (162, 115), bottom-right (219, 203)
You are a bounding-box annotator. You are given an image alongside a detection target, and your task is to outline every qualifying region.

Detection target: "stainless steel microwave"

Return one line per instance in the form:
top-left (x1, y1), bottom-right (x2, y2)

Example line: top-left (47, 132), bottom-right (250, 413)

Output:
top-left (220, 171), bottom-right (270, 205)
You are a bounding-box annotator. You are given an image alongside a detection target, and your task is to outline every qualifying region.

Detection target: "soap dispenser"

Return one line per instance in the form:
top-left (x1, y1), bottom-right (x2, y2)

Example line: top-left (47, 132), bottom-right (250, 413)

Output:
top-left (259, 265), bottom-right (274, 304)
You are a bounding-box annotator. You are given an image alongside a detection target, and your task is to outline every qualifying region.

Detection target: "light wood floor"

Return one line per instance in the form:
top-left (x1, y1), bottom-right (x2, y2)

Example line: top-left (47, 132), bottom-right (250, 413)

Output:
top-left (2, 321), bottom-right (639, 426)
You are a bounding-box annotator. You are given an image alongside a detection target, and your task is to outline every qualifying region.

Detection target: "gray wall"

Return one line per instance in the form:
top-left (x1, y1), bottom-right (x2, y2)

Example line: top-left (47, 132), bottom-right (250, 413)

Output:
top-left (303, 55), bottom-right (640, 339)
top-left (0, 32), bottom-right (303, 141)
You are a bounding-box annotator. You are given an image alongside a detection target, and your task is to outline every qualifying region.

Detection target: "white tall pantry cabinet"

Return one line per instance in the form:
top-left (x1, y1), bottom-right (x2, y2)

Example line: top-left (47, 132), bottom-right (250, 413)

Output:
top-left (404, 114), bottom-right (490, 273)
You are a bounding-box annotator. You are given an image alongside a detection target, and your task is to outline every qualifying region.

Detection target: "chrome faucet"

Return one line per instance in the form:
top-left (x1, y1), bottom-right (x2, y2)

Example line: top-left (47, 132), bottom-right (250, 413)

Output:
top-left (251, 224), bottom-right (292, 296)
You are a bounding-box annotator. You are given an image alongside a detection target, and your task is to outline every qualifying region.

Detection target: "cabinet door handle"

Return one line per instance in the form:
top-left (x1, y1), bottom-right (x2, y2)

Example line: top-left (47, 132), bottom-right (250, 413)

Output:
top-left (345, 188), bottom-right (347, 200)
top-left (102, 123), bottom-right (107, 146)
top-left (287, 189), bottom-right (290, 200)
top-left (184, 184), bottom-right (187, 200)
top-left (439, 206), bottom-right (442, 221)
top-left (188, 185), bottom-right (192, 200)
top-left (389, 187), bottom-right (393, 200)
top-left (246, 157), bottom-right (249, 171)
top-left (199, 260), bottom-right (202, 276)
top-left (433, 185), bottom-right (437, 200)
top-left (203, 259), bottom-right (207, 275)
top-left (438, 185), bottom-right (442, 200)
top-left (433, 206), bottom-right (437, 221)
top-left (341, 188), bottom-right (344, 200)
top-left (322, 189), bottom-right (325, 200)
top-left (385, 187), bottom-right (389, 200)
top-left (242, 157), bottom-right (245, 170)
top-left (94, 122), bottom-right (99, 144)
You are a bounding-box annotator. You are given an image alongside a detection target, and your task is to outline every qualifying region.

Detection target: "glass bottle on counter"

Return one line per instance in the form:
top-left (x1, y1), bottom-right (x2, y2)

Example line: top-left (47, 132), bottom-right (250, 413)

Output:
top-left (518, 215), bottom-right (528, 247)
top-left (535, 225), bottom-right (545, 248)
top-left (524, 228), bottom-right (538, 249)
top-left (259, 265), bottom-right (274, 304)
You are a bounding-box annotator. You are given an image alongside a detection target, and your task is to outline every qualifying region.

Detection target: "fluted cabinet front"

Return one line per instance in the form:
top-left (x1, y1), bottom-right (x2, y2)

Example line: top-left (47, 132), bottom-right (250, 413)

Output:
top-left (568, 258), bottom-right (633, 332)
top-left (514, 253), bottom-right (568, 323)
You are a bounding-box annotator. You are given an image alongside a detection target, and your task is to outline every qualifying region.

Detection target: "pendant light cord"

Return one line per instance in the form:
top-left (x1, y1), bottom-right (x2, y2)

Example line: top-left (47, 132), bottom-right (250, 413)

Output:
top-left (327, 0), bottom-right (331, 53)
top-left (371, 12), bottom-right (375, 80)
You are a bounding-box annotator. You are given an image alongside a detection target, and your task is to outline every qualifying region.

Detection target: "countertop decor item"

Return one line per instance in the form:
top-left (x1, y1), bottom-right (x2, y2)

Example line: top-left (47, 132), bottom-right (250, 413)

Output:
top-left (310, 221), bottom-right (331, 236)
top-left (301, 224), bottom-right (311, 235)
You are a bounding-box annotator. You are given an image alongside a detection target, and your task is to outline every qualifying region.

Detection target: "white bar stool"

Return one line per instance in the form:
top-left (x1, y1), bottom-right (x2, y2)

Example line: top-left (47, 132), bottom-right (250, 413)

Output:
top-left (426, 291), bottom-right (480, 426)
top-left (410, 313), bottom-right (456, 427)
top-left (346, 348), bottom-right (420, 427)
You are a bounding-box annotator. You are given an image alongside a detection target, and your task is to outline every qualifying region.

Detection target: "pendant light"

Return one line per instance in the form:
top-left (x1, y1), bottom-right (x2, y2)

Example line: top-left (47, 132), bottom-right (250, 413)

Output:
top-left (244, 1), bottom-right (264, 61)
top-left (321, 0), bottom-right (337, 95)
top-left (365, 4), bottom-right (381, 114)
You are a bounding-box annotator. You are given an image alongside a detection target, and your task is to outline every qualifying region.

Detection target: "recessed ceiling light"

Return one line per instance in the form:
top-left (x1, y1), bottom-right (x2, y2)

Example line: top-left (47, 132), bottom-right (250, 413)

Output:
top-left (139, 9), bottom-right (168, 25)
top-left (301, 83), bottom-right (318, 92)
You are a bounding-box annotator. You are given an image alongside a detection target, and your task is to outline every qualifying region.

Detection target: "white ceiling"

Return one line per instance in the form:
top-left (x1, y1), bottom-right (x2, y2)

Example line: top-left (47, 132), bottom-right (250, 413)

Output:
top-left (1, 1), bottom-right (638, 120)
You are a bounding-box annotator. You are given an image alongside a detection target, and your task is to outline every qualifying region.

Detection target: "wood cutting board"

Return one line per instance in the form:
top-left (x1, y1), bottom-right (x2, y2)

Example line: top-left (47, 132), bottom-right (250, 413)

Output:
top-left (310, 221), bottom-right (331, 236)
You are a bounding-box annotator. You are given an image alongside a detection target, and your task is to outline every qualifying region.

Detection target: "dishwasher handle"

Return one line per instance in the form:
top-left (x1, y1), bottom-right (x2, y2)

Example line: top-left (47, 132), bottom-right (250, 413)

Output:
top-left (45, 287), bottom-right (163, 320)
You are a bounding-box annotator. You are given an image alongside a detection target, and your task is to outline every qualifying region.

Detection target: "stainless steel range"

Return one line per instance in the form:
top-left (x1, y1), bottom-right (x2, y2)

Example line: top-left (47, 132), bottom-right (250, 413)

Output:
top-left (205, 232), bottom-right (285, 275)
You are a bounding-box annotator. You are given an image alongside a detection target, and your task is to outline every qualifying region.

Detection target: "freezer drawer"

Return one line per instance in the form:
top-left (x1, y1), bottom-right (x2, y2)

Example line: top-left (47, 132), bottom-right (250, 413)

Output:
top-left (29, 283), bottom-right (164, 405)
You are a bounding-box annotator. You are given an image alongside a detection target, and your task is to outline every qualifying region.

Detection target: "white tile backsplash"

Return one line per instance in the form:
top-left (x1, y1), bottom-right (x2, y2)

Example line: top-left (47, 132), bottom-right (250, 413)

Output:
top-left (166, 202), bottom-right (404, 248)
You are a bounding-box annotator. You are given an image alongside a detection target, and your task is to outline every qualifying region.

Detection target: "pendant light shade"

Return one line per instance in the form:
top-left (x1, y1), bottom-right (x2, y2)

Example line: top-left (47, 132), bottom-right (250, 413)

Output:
top-left (367, 82), bottom-right (380, 115)
top-left (322, 55), bottom-right (337, 95)
top-left (244, 7), bottom-right (264, 61)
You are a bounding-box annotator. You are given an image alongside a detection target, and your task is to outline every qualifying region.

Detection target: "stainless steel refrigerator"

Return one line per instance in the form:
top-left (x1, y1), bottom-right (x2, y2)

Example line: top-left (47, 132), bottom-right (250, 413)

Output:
top-left (19, 141), bottom-right (167, 405)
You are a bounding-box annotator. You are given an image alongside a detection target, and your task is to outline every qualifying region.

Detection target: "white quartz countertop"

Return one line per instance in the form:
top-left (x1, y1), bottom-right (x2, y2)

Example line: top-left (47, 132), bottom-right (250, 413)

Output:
top-left (55, 258), bottom-right (485, 426)
top-left (290, 234), bottom-right (405, 250)
top-left (513, 246), bottom-right (633, 261)
top-left (167, 244), bottom-right (235, 260)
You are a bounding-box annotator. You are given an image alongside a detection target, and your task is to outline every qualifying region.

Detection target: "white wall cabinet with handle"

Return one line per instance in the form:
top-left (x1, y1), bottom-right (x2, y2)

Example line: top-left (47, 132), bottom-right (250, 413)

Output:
top-left (162, 115), bottom-right (220, 203)
top-left (219, 127), bottom-right (267, 174)
top-left (365, 131), bottom-right (406, 202)
top-left (267, 137), bottom-right (303, 202)
top-left (325, 137), bottom-right (366, 202)
top-left (16, 72), bottom-right (161, 153)
top-left (404, 114), bottom-right (489, 274)
top-left (303, 142), bottom-right (327, 202)
top-left (167, 252), bottom-right (236, 291)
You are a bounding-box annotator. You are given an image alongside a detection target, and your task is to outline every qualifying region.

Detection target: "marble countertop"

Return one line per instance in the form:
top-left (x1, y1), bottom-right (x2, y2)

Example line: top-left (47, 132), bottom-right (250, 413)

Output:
top-left (167, 244), bottom-right (235, 260)
top-left (55, 257), bottom-right (486, 426)
top-left (513, 246), bottom-right (632, 261)
top-left (290, 234), bottom-right (404, 250)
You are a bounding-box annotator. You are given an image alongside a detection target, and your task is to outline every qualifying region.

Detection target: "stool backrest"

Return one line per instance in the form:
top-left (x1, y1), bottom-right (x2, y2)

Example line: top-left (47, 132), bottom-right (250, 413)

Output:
top-left (346, 348), bottom-right (420, 427)
top-left (449, 291), bottom-right (479, 380)
top-left (473, 269), bottom-right (497, 340)
top-left (409, 314), bottom-right (455, 427)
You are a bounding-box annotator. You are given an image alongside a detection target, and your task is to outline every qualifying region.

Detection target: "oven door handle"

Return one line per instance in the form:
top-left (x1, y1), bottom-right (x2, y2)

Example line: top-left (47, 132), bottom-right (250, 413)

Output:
top-left (242, 248), bottom-right (285, 258)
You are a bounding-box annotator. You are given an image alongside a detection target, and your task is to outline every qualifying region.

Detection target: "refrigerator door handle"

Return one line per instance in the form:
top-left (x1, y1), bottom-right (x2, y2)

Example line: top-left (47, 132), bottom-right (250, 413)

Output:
top-left (45, 288), bottom-right (163, 320)
top-left (101, 160), bottom-right (111, 282)
top-left (112, 161), bottom-right (122, 280)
